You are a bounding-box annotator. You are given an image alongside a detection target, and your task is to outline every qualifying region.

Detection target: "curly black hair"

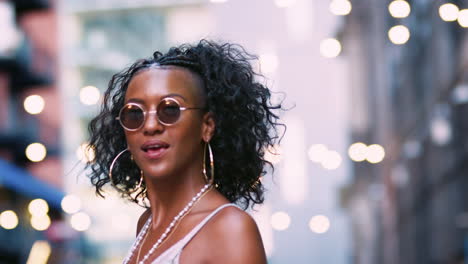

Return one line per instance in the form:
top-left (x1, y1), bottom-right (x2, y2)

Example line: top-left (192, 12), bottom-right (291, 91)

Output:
top-left (86, 39), bottom-right (284, 209)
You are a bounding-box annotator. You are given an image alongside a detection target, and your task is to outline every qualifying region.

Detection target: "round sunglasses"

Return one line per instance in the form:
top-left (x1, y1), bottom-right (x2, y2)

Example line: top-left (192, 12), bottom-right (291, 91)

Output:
top-left (116, 97), bottom-right (204, 131)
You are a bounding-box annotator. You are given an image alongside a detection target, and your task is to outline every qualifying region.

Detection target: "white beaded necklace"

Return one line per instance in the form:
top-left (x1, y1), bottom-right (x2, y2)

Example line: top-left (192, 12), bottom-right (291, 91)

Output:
top-left (123, 183), bottom-right (212, 264)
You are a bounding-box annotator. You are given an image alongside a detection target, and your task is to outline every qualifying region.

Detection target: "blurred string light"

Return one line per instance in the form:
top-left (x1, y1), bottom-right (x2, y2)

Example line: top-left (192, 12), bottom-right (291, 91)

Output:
top-left (308, 144), bottom-right (342, 170)
top-left (321, 150), bottom-right (342, 170)
top-left (439, 3), bottom-right (459, 22)
top-left (457, 9), bottom-right (468, 27)
top-left (24, 95), bottom-right (45, 115)
top-left (79, 86), bottom-right (101, 105)
top-left (348, 142), bottom-right (367, 162)
top-left (388, 25), bottom-right (410, 45)
top-left (307, 144), bottom-right (328, 163)
top-left (26, 240), bottom-right (51, 264)
top-left (210, 0), bottom-right (227, 2)
top-left (430, 117), bottom-right (452, 146)
top-left (264, 144), bottom-right (282, 164)
top-left (270, 211), bottom-right (291, 231)
top-left (309, 215), bottom-right (330, 234)
top-left (348, 142), bottom-right (385, 163)
top-left (320, 38), bottom-right (342, 58)
top-left (451, 83), bottom-right (468, 104)
top-left (0, 210), bottom-right (18, 229)
top-left (275, 0), bottom-right (296, 8)
top-left (28, 199), bottom-right (49, 216)
top-left (76, 143), bottom-right (95, 163)
top-left (329, 0), bottom-right (352, 16)
top-left (388, 0), bottom-right (411, 18)
top-left (366, 144), bottom-right (385, 164)
top-left (25, 143), bottom-right (47, 162)
top-left (30, 215), bottom-right (51, 231)
top-left (61, 195), bottom-right (82, 214)
top-left (70, 212), bottom-right (91, 231)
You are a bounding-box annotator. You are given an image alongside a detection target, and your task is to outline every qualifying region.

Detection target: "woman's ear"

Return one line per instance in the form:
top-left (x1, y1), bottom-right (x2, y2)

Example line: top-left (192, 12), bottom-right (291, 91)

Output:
top-left (202, 112), bottom-right (216, 142)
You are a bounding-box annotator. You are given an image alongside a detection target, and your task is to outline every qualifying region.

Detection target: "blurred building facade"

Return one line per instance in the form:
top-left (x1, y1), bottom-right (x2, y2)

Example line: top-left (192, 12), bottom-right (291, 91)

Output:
top-left (0, 0), bottom-right (88, 263)
top-left (0, 0), bottom-right (63, 263)
top-left (341, 1), bottom-right (468, 263)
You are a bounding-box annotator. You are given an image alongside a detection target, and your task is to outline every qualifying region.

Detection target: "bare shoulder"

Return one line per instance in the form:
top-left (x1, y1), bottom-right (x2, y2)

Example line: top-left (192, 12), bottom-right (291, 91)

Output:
top-left (188, 205), bottom-right (267, 264)
top-left (136, 208), bottom-right (151, 236)
top-left (211, 206), bottom-right (260, 236)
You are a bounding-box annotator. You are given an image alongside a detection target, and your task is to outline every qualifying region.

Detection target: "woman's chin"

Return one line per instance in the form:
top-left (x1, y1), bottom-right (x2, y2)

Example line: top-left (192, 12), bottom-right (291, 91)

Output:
top-left (141, 166), bottom-right (173, 182)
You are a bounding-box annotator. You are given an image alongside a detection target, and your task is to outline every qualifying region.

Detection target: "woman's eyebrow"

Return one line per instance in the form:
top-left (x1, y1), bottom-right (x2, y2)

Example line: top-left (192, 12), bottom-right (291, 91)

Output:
top-left (125, 98), bottom-right (145, 104)
top-left (125, 94), bottom-right (187, 104)
top-left (162, 93), bottom-right (187, 102)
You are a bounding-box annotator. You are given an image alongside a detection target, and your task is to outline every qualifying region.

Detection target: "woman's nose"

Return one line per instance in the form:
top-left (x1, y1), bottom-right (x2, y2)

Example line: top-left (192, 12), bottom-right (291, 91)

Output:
top-left (143, 110), bottom-right (163, 134)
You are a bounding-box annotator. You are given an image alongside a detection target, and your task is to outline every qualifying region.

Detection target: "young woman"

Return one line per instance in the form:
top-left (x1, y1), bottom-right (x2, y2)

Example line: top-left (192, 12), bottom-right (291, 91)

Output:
top-left (86, 40), bottom-right (283, 263)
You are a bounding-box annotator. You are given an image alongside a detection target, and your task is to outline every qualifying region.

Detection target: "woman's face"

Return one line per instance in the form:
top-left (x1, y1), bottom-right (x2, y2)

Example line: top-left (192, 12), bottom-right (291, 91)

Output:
top-left (123, 66), bottom-right (213, 181)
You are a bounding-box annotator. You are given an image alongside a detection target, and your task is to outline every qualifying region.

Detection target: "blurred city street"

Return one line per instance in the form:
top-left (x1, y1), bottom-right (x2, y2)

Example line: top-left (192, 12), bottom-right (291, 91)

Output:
top-left (0, 0), bottom-right (467, 263)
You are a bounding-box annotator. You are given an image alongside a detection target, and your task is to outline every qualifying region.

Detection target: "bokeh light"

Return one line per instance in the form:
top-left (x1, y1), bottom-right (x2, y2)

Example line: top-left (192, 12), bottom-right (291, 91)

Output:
top-left (320, 150), bottom-right (342, 170)
top-left (210, 0), bottom-right (228, 3)
top-left (0, 210), bottom-right (19, 229)
top-left (79, 86), bottom-right (101, 105)
top-left (388, 25), bottom-right (410, 45)
top-left (309, 215), bottom-right (330, 234)
top-left (388, 0), bottom-right (411, 18)
top-left (28, 199), bottom-right (49, 216)
top-left (320, 38), bottom-right (342, 58)
top-left (26, 240), bottom-right (51, 264)
top-left (348, 142), bottom-right (367, 162)
top-left (70, 212), bottom-right (91, 231)
top-left (452, 83), bottom-right (468, 104)
top-left (329, 0), bottom-right (352, 16)
top-left (25, 143), bottom-right (47, 162)
top-left (270, 211), bottom-right (291, 231)
top-left (457, 9), bottom-right (468, 27)
top-left (431, 117), bottom-right (452, 145)
top-left (61, 195), bottom-right (82, 214)
top-left (308, 144), bottom-right (328, 163)
top-left (366, 144), bottom-right (385, 164)
top-left (23, 95), bottom-right (45, 115)
top-left (30, 215), bottom-right (51, 231)
top-left (439, 3), bottom-right (459, 22)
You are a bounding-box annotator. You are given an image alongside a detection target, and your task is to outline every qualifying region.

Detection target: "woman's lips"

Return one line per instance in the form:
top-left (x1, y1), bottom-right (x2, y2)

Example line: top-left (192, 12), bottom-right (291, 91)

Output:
top-left (141, 140), bottom-right (170, 160)
top-left (142, 147), bottom-right (168, 160)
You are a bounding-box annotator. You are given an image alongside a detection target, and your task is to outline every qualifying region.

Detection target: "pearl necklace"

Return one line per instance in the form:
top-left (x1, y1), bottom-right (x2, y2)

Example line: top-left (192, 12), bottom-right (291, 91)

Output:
top-left (123, 183), bottom-right (212, 264)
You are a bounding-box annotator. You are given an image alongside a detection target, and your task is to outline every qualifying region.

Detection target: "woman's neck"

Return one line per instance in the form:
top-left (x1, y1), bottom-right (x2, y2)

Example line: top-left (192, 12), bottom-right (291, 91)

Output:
top-left (144, 169), bottom-right (207, 229)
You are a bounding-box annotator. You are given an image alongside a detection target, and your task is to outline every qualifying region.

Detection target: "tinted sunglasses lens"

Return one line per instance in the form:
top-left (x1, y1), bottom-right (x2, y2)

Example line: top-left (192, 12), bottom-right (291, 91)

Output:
top-left (120, 104), bottom-right (144, 130)
top-left (157, 99), bottom-right (181, 124)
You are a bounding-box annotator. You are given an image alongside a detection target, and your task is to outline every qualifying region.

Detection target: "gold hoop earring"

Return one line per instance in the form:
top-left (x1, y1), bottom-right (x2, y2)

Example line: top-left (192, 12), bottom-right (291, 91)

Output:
top-left (109, 148), bottom-right (143, 191)
top-left (203, 142), bottom-right (214, 185)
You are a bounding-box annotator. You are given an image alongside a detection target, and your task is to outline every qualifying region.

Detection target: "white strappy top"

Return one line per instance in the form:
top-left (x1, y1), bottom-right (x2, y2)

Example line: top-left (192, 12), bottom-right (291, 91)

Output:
top-left (132, 203), bottom-right (240, 264)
